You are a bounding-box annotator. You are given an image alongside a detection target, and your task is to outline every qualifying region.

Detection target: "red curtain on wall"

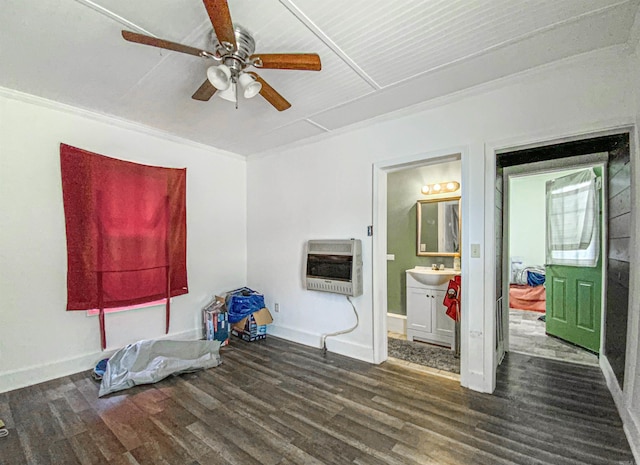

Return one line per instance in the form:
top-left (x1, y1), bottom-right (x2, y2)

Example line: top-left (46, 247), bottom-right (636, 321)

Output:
top-left (60, 144), bottom-right (188, 349)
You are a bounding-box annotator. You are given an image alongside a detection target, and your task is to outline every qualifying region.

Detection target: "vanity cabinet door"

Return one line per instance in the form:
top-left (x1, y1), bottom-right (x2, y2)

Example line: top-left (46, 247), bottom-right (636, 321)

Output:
top-left (406, 287), bottom-right (432, 335)
top-left (432, 289), bottom-right (454, 342)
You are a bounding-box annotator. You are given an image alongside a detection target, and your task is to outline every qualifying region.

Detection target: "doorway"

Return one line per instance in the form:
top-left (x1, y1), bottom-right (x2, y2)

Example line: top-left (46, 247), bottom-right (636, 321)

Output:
top-left (505, 164), bottom-right (603, 366)
top-left (385, 157), bottom-right (462, 376)
top-left (495, 133), bottom-right (631, 386)
top-left (371, 146), bottom-right (470, 383)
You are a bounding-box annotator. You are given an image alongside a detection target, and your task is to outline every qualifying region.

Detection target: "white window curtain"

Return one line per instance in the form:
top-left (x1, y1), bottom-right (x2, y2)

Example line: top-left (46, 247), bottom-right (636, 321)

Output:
top-left (546, 169), bottom-right (599, 267)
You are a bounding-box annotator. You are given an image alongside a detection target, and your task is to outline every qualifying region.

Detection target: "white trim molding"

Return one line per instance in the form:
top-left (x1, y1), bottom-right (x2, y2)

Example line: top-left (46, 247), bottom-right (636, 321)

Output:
top-left (387, 313), bottom-right (406, 335)
top-left (601, 354), bottom-right (640, 463)
top-left (0, 328), bottom-right (201, 394)
top-left (372, 146), bottom-right (485, 389)
top-left (268, 324), bottom-right (374, 363)
top-left (0, 87), bottom-right (245, 161)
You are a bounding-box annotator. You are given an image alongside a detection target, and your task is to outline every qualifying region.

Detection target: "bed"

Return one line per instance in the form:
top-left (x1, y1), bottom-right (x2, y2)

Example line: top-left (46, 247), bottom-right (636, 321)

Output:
top-left (509, 259), bottom-right (546, 313)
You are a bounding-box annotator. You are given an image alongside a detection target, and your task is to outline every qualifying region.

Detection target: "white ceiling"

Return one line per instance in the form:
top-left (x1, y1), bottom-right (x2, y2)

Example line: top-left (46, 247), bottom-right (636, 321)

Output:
top-left (2, 0), bottom-right (639, 156)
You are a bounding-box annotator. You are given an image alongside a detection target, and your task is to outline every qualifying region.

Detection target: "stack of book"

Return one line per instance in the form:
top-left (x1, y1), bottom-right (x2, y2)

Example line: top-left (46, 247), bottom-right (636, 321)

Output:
top-left (203, 298), bottom-right (229, 346)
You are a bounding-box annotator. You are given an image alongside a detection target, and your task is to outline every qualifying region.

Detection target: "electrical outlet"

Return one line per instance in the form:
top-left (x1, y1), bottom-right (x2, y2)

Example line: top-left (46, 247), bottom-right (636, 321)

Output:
top-left (274, 303), bottom-right (279, 312)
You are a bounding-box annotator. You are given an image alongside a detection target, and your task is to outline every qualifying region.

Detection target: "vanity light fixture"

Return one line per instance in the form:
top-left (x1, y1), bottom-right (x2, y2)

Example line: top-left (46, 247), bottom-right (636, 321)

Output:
top-left (421, 181), bottom-right (460, 195)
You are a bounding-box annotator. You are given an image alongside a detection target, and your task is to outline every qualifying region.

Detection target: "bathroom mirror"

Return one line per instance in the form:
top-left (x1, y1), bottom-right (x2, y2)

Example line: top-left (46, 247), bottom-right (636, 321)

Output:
top-left (417, 196), bottom-right (461, 256)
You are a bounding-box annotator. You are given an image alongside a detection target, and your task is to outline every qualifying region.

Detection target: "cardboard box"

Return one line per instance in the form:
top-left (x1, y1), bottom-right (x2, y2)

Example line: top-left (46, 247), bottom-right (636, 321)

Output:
top-left (231, 307), bottom-right (273, 342)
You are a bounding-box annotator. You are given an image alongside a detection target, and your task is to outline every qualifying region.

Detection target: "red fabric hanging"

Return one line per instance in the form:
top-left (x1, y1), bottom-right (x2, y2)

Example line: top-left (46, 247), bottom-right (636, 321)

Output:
top-left (60, 144), bottom-right (188, 349)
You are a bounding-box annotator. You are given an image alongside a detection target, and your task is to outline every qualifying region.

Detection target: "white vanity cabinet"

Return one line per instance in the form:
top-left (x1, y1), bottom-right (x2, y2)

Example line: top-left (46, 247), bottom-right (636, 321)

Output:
top-left (405, 272), bottom-right (454, 347)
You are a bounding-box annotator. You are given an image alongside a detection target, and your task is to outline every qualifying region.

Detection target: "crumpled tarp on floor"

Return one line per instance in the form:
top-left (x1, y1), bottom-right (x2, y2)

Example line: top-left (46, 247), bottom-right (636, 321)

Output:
top-left (99, 339), bottom-right (221, 397)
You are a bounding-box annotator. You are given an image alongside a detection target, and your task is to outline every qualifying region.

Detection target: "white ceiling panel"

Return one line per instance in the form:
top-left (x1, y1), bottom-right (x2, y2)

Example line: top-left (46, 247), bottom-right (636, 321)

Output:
top-left (1, 0), bottom-right (638, 156)
top-left (226, 119), bottom-right (326, 155)
top-left (91, 0), bottom-right (207, 42)
top-left (290, 0), bottom-right (631, 87)
top-left (308, 3), bottom-right (637, 132)
top-left (0, 0), bottom-right (163, 109)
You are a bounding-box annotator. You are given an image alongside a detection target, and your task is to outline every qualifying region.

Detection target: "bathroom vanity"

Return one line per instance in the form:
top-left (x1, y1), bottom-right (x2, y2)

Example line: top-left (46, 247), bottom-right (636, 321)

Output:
top-left (405, 267), bottom-right (459, 347)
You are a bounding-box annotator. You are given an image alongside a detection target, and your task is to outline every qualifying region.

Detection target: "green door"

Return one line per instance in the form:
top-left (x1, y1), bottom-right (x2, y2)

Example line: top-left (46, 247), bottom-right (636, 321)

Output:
top-left (545, 167), bottom-right (602, 353)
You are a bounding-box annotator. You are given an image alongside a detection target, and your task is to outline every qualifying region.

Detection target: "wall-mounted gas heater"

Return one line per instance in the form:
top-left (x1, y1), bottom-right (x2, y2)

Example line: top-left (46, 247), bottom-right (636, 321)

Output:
top-left (305, 239), bottom-right (363, 297)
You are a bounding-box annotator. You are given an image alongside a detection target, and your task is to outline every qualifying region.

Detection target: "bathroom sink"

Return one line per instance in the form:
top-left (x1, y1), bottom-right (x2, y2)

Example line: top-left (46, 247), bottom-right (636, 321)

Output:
top-left (406, 267), bottom-right (460, 286)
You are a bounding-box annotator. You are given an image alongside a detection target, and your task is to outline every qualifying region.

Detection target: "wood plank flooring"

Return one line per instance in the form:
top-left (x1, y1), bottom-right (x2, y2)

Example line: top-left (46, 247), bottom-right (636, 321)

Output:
top-left (0, 337), bottom-right (634, 465)
top-left (509, 309), bottom-right (599, 366)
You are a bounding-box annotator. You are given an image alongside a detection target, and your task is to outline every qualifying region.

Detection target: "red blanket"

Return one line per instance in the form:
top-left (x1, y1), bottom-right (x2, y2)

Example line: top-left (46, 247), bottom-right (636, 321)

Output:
top-left (509, 284), bottom-right (546, 312)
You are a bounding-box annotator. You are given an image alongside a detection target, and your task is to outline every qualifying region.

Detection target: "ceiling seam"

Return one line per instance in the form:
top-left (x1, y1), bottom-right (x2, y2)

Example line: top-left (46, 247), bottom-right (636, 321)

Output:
top-left (305, 119), bottom-right (329, 132)
top-left (72, 0), bottom-right (157, 37)
top-left (75, 0), bottom-right (215, 110)
top-left (113, 32), bottom-right (209, 106)
top-left (278, 0), bottom-right (381, 91)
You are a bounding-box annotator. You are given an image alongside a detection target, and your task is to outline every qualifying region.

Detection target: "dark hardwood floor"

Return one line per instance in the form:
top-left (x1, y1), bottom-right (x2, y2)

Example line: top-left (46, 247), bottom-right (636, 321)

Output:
top-left (0, 337), bottom-right (634, 465)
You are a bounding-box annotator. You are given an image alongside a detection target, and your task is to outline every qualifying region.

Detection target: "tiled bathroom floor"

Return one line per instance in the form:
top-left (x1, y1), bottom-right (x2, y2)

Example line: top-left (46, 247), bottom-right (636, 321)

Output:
top-left (509, 309), bottom-right (599, 366)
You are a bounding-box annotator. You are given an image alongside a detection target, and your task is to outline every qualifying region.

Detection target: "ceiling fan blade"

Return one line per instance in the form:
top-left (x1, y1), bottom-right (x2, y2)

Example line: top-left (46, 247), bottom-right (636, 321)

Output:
top-left (249, 73), bottom-right (291, 111)
top-left (202, 0), bottom-right (237, 50)
top-left (122, 30), bottom-right (206, 57)
top-left (250, 53), bottom-right (321, 71)
top-left (192, 79), bottom-right (217, 101)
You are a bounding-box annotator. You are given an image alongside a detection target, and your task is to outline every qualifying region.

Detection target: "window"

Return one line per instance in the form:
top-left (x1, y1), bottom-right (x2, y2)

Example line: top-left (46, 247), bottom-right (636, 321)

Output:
top-left (546, 168), bottom-right (599, 267)
top-left (60, 144), bottom-right (188, 349)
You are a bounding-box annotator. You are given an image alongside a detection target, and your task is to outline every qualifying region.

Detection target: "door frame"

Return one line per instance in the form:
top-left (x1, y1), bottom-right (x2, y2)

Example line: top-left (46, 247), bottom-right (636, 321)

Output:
top-left (484, 122), bottom-right (636, 385)
top-left (502, 157), bottom-right (608, 356)
top-left (372, 146), bottom-right (468, 378)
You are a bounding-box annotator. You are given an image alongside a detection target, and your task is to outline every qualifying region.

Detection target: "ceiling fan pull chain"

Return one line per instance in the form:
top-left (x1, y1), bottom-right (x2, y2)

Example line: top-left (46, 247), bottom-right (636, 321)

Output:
top-left (234, 77), bottom-right (239, 110)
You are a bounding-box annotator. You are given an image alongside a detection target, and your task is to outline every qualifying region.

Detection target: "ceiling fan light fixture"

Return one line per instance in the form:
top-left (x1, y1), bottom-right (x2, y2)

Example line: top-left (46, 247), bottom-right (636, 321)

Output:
top-left (120, 1), bottom-right (321, 110)
top-left (206, 64), bottom-right (231, 90)
top-left (218, 82), bottom-right (237, 102)
top-left (239, 72), bottom-right (262, 99)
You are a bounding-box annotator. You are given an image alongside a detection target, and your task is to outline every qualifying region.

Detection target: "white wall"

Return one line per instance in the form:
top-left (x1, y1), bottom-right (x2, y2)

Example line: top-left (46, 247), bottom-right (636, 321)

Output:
top-left (508, 170), bottom-right (579, 267)
top-left (0, 92), bottom-right (247, 393)
top-left (247, 46), bottom-right (637, 394)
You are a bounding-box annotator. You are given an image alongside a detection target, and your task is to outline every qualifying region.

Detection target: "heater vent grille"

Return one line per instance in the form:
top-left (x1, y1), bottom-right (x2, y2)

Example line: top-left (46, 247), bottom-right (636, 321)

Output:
top-left (308, 241), bottom-right (353, 254)
top-left (305, 239), bottom-right (362, 297)
top-left (306, 278), bottom-right (354, 296)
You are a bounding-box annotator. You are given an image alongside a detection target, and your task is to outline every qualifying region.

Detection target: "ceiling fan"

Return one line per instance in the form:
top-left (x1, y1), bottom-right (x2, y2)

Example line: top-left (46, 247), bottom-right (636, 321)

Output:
top-left (121, 0), bottom-right (321, 111)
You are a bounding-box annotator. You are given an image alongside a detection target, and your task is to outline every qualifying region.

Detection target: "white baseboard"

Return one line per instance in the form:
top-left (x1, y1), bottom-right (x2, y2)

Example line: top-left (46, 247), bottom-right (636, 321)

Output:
top-left (0, 328), bottom-right (200, 394)
top-left (387, 313), bottom-right (406, 334)
top-left (600, 354), bottom-right (640, 463)
top-left (268, 324), bottom-right (374, 363)
top-left (267, 324), bottom-right (320, 348)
